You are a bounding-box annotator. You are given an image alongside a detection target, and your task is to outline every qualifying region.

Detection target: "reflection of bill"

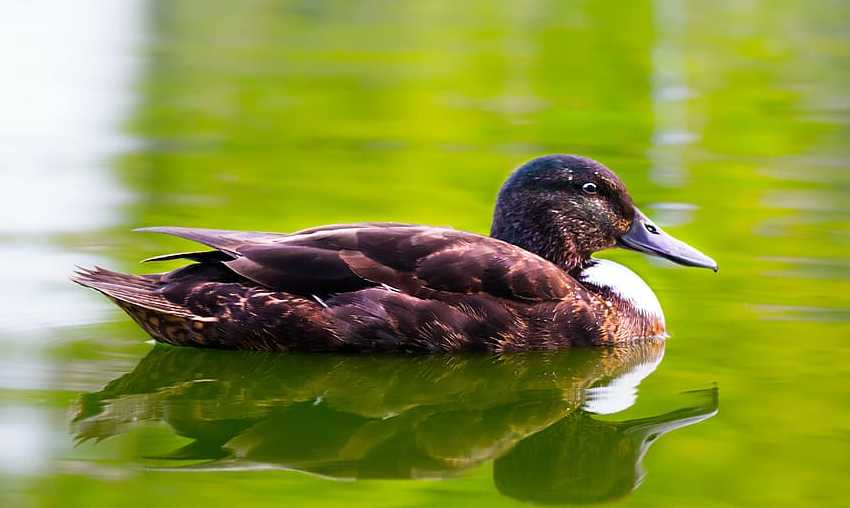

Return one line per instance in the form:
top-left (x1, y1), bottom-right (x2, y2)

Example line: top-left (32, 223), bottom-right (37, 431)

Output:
top-left (74, 339), bottom-right (717, 504)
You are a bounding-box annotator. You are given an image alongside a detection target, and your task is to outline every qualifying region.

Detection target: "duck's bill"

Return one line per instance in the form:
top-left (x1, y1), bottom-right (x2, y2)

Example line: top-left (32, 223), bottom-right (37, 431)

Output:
top-left (618, 208), bottom-right (718, 272)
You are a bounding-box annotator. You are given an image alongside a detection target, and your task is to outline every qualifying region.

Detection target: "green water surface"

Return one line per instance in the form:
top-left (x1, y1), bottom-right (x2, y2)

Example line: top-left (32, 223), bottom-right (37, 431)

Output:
top-left (2, 1), bottom-right (849, 507)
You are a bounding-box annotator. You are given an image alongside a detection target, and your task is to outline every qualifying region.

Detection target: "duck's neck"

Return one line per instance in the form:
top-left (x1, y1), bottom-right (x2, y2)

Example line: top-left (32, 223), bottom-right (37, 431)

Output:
top-left (490, 204), bottom-right (586, 273)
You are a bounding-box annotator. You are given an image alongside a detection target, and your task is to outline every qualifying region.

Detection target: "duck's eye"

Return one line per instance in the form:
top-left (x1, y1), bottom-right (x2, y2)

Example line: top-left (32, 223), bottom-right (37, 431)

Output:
top-left (581, 182), bottom-right (598, 195)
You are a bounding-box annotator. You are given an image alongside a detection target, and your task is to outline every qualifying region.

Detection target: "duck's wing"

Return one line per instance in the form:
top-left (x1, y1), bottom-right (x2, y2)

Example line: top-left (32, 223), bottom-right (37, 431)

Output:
top-left (138, 223), bottom-right (428, 262)
top-left (138, 224), bottom-right (575, 302)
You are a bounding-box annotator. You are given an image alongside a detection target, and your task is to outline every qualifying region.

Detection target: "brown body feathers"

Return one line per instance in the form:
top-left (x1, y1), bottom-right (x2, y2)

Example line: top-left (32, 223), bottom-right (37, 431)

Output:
top-left (73, 224), bottom-right (662, 352)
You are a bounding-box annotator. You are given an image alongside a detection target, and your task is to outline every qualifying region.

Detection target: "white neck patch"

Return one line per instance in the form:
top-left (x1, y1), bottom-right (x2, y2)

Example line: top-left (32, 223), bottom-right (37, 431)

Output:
top-left (579, 258), bottom-right (665, 326)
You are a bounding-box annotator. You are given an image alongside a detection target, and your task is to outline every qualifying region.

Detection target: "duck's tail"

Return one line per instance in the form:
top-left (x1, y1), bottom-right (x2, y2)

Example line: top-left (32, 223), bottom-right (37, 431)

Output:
top-left (72, 267), bottom-right (193, 317)
top-left (72, 267), bottom-right (212, 346)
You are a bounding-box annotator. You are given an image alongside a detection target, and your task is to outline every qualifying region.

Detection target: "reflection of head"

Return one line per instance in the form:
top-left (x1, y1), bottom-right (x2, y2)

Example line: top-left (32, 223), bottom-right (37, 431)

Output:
top-left (494, 414), bottom-right (641, 504)
top-left (494, 388), bottom-right (718, 505)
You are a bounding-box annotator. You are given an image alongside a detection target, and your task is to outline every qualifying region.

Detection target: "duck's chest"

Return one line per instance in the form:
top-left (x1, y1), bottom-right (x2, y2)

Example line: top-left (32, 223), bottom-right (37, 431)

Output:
top-left (577, 259), bottom-right (666, 338)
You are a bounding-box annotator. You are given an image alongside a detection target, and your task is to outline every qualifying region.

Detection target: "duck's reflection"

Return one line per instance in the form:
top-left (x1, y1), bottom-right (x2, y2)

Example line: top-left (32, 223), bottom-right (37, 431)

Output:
top-left (74, 339), bottom-right (717, 504)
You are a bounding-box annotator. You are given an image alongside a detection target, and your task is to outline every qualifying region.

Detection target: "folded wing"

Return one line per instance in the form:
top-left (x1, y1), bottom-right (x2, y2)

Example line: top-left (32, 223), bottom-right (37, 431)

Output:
top-left (139, 224), bottom-right (576, 302)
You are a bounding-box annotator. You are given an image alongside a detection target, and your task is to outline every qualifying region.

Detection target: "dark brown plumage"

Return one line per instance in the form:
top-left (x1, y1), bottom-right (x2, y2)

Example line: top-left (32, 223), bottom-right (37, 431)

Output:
top-left (73, 155), bottom-right (717, 352)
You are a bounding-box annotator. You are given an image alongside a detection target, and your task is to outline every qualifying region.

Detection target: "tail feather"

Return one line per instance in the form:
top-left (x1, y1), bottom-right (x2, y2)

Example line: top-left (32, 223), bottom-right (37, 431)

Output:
top-left (72, 267), bottom-right (194, 318)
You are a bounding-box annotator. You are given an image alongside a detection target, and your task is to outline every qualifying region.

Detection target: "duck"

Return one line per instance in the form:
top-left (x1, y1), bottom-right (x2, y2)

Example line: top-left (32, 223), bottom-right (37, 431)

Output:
top-left (73, 154), bottom-right (717, 352)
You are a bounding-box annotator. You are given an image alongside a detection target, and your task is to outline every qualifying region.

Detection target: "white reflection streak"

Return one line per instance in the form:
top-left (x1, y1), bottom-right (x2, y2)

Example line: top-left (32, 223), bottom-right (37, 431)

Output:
top-left (0, 0), bottom-right (145, 340)
top-left (0, 0), bottom-right (143, 234)
top-left (0, 1), bottom-right (146, 478)
top-left (649, 0), bottom-right (694, 188)
top-left (0, 407), bottom-right (49, 476)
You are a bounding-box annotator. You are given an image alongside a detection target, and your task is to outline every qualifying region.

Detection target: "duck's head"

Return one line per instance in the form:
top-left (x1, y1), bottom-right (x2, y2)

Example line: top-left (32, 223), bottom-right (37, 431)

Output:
top-left (490, 154), bottom-right (717, 273)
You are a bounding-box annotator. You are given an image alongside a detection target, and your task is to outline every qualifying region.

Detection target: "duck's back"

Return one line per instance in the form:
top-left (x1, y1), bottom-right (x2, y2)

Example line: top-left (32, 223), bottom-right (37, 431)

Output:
top-left (73, 224), bottom-right (615, 352)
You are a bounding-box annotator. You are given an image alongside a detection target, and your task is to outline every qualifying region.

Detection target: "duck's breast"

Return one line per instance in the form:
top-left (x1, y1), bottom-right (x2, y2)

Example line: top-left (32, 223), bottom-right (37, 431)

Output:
top-left (578, 259), bottom-right (665, 330)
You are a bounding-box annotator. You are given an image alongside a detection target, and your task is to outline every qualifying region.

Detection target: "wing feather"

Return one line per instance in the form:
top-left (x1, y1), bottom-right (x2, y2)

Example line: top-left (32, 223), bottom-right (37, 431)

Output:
top-left (136, 224), bottom-right (576, 302)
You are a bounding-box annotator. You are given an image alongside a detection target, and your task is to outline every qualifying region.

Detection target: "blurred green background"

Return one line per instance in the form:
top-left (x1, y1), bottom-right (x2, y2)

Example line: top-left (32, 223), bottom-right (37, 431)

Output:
top-left (1, 0), bottom-right (849, 506)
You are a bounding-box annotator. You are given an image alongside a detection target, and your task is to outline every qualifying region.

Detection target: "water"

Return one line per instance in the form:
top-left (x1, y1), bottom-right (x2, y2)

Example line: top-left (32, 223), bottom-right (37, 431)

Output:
top-left (1, 0), bottom-right (849, 506)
